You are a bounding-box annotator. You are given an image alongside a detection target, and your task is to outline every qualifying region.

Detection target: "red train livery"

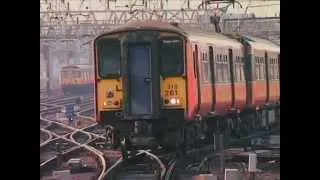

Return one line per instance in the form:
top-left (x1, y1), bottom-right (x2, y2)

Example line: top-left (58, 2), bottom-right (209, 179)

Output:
top-left (93, 21), bottom-right (279, 148)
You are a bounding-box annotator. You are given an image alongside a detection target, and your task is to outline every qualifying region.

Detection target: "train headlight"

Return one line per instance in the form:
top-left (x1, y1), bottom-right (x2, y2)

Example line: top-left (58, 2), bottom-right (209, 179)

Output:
top-left (103, 101), bottom-right (113, 106)
top-left (169, 98), bottom-right (180, 105)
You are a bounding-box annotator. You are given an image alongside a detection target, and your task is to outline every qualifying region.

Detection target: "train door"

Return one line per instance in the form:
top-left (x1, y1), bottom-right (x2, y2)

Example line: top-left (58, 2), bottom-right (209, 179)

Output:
top-left (193, 44), bottom-right (201, 113)
top-left (228, 48), bottom-right (235, 108)
top-left (265, 51), bottom-right (270, 103)
top-left (127, 44), bottom-right (153, 116)
top-left (208, 46), bottom-right (216, 112)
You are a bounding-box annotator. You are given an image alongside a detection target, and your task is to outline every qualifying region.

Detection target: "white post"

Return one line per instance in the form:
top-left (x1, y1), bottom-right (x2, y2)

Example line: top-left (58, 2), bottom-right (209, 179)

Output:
top-left (248, 153), bottom-right (257, 180)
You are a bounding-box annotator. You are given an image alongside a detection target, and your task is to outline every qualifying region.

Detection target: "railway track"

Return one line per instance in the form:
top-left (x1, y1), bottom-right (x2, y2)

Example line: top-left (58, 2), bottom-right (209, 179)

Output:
top-left (40, 128), bottom-right (53, 144)
top-left (40, 124), bottom-right (106, 180)
top-left (101, 126), bottom-right (279, 180)
top-left (40, 119), bottom-right (51, 129)
top-left (41, 94), bottom-right (279, 180)
top-left (45, 123), bottom-right (73, 136)
top-left (40, 138), bottom-right (78, 164)
top-left (40, 94), bottom-right (107, 180)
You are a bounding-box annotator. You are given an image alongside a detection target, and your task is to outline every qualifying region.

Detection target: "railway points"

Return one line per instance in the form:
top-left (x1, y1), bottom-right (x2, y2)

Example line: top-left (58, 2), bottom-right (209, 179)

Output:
top-left (41, 94), bottom-right (280, 179)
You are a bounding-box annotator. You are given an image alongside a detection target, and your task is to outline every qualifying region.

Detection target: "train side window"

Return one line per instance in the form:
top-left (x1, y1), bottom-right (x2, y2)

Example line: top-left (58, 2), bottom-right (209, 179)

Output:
top-left (255, 56), bottom-right (259, 80)
top-left (200, 52), bottom-right (211, 83)
top-left (241, 57), bottom-right (245, 81)
top-left (269, 58), bottom-right (272, 80)
top-left (264, 57), bottom-right (267, 80)
top-left (221, 54), bottom-right (225, 82)
top-left (214, 54), bottom-right (218, 82)
top-left (260, 57), bottom-right (264, 80)
top-left (275, 58), bottom-right (280, 80)
top-left (237, 56), bottom-right (241, 82)
top-left (234, 57), bottom-right (238, 82)
top-left (260, 57), bottom-right (265, 80)
top-left (223, 55), bottom-right (228, 82)
top-left (215, 54), bottom-right (222, 82)
top-left (239, 57), bottom-right (243, 81)
top-left (277, 58), bottom-right (280, 80)
top-left (205, 52), bottom-right (212, 82)
top-left (216, 54), bottom-right (221, 82)
top-left (273, 58), bottom-right (276, 80)
top-left (239, 58), bottom-right (244, 81)
top-left (200, 53), bottom-right (205, 82)
top-left (233, 56), bottom-right (239, 82)
top-left (263, 57), bottom-right (266, 80)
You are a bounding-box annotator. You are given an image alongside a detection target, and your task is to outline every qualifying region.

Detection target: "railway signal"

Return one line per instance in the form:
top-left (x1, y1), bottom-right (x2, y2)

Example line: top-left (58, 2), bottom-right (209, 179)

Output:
top-left (65, 104), bottom-right (78, 126)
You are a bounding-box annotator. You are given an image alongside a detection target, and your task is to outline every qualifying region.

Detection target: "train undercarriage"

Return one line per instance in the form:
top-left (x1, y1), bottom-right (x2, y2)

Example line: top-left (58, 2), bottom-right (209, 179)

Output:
top-left (101, 103), bottom-right (280, 154)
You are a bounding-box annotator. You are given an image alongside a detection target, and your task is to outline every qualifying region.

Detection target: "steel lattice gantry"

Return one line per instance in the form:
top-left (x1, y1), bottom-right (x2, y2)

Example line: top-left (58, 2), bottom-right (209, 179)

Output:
top-left (40, 0), bottom-right (280, 40)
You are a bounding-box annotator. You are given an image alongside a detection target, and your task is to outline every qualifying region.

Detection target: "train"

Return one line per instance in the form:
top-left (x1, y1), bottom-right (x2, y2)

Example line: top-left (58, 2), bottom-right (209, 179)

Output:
top-left (60, 64), bottom-right (94, 95)
top-left (92, 21), bottom-right (280, 149)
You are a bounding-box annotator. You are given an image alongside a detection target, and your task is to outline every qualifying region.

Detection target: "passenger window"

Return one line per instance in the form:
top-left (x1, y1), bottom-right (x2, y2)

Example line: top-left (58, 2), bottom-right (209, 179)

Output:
top-left (269, 58), bottom-right (272, 80)
top-left (239, 57), bottom-right (243, 82)
top-left (241, 57), bottom-right (245, 81)
top-left (205, 52), bottom-right (211, 82)
top-left (275, 58), bottom-right (279, 80)
top-left (200, 52), bottom-right (211, 83)
top-left (223, 55), bottom-right (229, 82)
top-left (260, 57), bottom-right (265, 80)
top-left (216, 54), bottom-right (223, 82)
top-left (237, 56), bottom-right (240, 82)
top-left (274, 58), bottom-right (276, 80)
top-left (273, 58), bottom-right (276, 80)
top-left (255, 56), bottom-right (259, 80)
top-left (234, 57), bottom-right (238, 82)
top-left (240, 61), bottom-right (243, 81)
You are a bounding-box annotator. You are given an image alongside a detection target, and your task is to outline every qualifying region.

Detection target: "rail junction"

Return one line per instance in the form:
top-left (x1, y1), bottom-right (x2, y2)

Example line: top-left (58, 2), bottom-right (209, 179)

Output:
top-left (40, 94), bottom-right (280, 180)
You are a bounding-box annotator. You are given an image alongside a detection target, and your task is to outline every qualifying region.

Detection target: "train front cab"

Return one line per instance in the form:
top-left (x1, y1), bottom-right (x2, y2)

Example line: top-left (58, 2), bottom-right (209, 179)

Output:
top-left (94, 29), bottom-right (188, 147)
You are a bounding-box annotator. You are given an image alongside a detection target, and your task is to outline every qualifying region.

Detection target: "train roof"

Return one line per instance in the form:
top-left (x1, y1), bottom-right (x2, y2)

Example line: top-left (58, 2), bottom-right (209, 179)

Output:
top-left (97, 21), bottom-right (279, 51)
top-left (186, 30), bottom-right (243, 49)
top-left (101, 21), bottom-right (185, 36)
top-left (243, 36), bottom-right (280, 52)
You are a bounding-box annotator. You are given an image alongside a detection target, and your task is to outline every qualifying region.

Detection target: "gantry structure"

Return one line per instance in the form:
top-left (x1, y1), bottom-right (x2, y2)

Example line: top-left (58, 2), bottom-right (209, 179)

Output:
top-left (40, 0), bottom-right (279, 93)
top-left (40, 0), bottom-right (280, 40)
